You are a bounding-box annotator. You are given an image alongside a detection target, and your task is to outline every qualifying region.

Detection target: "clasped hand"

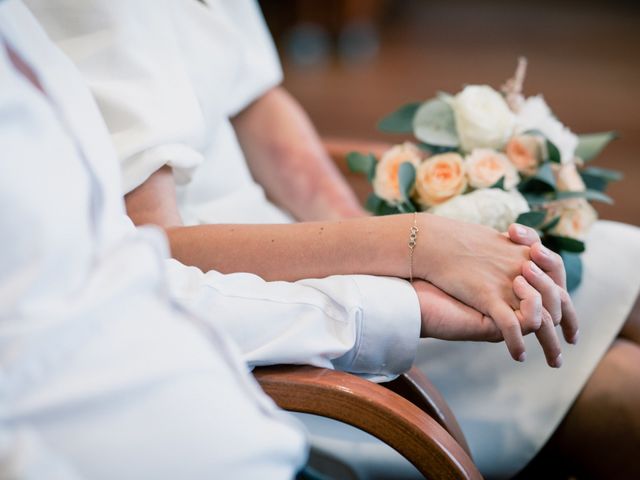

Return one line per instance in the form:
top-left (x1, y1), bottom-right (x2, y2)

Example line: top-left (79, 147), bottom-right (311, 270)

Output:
top-left (414, 215), bottom-right (578, 368)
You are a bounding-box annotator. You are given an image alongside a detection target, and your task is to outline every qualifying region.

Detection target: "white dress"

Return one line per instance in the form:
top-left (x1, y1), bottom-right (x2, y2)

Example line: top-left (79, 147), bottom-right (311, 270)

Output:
top-left (24, 0), bottom-right (640, 477)
top-left (0, 3), bottom-right (421, 478)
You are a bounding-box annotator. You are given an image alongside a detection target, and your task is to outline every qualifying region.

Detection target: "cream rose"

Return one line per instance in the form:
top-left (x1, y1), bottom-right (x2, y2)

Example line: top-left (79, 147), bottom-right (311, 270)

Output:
top-left (372, 142), bottom-right (422, 204)
top-left (515, 95), bottom-right (578, 164)
top-left (452, 85), bottom-right (515, 152)
top-left (552, 162), bottom-right (586, 192)
top-left (429, 188), bottom-right (530, 232)
top-left (506, 134), bottom-right (543, 175)
top-left (465, 148), bottom-right (520, 190)
top-left (547, 199), bottom-right (597, 240)
top-left (414, 153), bottom-right (467, 207)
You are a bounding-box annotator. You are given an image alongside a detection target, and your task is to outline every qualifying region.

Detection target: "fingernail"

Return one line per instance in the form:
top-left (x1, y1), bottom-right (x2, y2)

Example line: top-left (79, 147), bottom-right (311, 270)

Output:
top-left (539, 244), bottom-right (551, 257)
top-left (553, 353), bottom-right (563, 368)
top-left (529, 261), bottom-right (543, 275)
top-left (570, 329), bottom-right (580, 345)
top-left (515, 225), bottom-right (527, 237)
top-left (517, 352), bottom-right (527, 362)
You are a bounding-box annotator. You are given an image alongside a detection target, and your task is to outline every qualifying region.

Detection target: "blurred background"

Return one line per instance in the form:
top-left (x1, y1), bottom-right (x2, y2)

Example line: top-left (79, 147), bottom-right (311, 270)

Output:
top-left (260, 0), bottom-right (640, 226)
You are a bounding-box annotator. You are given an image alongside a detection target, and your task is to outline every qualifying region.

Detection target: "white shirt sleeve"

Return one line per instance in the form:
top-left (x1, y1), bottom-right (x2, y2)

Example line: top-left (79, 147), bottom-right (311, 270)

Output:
top-left (24, 0), bottom-right (208, 194)
top-left (164, 259), bottom-right (422, 380)
top-left (25, 0), bottom-right (284, 194)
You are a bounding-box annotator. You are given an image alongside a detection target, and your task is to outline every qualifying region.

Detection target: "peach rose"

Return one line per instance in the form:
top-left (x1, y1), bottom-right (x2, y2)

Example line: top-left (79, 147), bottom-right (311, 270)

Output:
top-left (372, 142), bottom-right (422, 204)
top-left (506, 134), bottom-right (542, 175)
top-left (552, 162), bottom-right (586, 192)
top-left (465, 148), bottom-right (519, 190)
top-left (415, 153), bottom-right (467, 207)
top-left (547, 199), bottom-right (597, 240)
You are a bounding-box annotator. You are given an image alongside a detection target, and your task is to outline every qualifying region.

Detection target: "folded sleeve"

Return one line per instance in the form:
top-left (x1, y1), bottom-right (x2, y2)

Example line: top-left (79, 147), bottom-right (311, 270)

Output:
top-left (219, 0), bottom-right (284, 116)
top-left (24, 0), bottom-right (207, 194)
top-left (164, 259), bottom-right (421, 381)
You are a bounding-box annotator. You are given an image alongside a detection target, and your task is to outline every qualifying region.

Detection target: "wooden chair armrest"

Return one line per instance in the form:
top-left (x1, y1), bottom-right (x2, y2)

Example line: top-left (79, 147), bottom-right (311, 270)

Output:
top-left (254, 365), bottom-right (482, 480)
top-left (383, 367), bottom-right (472, 456)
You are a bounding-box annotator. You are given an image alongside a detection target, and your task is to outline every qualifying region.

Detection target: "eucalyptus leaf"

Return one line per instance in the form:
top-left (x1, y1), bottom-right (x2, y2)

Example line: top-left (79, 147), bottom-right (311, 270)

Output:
top-left (555, 189), bottom-right (613, 204)
top-left (365, 193), bottom-right (384, 213)
top-left (575, 132), bottom-right (618, 162)
top-left (412, 98), bottom-right (460, 147)
top-left (545, 235), bottom-right (586, 253)
top-left (378, 102), bottom-right (421, 134)
top-left (516, 211), bottom-right (547, 228)
top-left (490, 176), bottom-right (506, 190)
top-left (560, 251), bottom-right (583, 292)
top-left (518, 163), bottom-right (557, 193)
top-left (580, 166), bottom-right (623, 192)
top-left (546, 139), bottom-right (561, 163)
top-left (398, 162), bottom-right (417, 204)
top-left (346, 152), bottom-right (377, 181)
top-left (541, 215), bottom-right (561, 232)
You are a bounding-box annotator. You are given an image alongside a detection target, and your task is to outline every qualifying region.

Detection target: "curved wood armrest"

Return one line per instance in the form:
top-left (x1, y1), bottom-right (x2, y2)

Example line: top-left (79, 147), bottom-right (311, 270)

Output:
top-left (384, 367), bottom-right (472, 456)
top-left (254, 365), bottom-right (482, 480)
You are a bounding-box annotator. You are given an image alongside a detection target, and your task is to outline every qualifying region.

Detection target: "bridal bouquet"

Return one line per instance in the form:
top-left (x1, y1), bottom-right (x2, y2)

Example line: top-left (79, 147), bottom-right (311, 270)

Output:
top-left (348, 58), bottom-right (621, 290)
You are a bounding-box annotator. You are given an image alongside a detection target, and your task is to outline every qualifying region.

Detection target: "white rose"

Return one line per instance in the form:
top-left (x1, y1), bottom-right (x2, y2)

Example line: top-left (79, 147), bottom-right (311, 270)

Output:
top-left (429, 188), bottom-right (530, 232)
top-left (452, 85), bottom-right (515, 152)
top-left (552, 162), bottom-right (586, 192)
top-left (465, 148), bottom-right (520, 190)
top-left (515, 95), bottom-right (578, 164)
top-left (372, 142), bottom-right (422, 204)
top-left (547, 199), bottom-right (597, 240)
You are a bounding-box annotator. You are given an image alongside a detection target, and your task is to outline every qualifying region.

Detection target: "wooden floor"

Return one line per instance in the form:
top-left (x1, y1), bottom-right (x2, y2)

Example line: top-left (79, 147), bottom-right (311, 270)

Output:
top-left (270, 1), bottom-right (640, 226)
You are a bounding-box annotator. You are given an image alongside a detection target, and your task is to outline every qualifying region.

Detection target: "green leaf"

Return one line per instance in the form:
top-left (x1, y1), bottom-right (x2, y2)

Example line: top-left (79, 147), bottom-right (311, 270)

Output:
top-left (490, 176), bottom-right (506, 190)
top-left (581, 166), bottom-right (623, 182)
top-left (378, 102), bottom-right (421, 134)
top-left (575, 132), bottom-right (618, 162)
top-left (554, 189), bottom-right (613, 204)
top-left (560, 251), bottom-right (583, 292)
top-left (365, 193), bottom-right (383, 213)
top-left (545, 235), bottom-right (586, 253)
top-left (580, 166), bottom-right (623, 192)
top-left (516, 211), bottom-right (547, 228)
top-left (346, 152), bottom-right (376, 181)
top-left (412, 98), bottom-right (460, 148)
top-left (541, 215), bottom-right (561, 232)
top-left (398, 162), bottom-right (416, 200)
top-left (518, 163), bottom-right (557, 193)
top-left (546, 139), bottom-right (561, 163)
top-left (523, 129), bottom-right (561, 163)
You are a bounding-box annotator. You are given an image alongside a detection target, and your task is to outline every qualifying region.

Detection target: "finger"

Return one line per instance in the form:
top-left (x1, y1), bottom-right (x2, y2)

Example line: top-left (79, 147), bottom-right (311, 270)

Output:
top-left (489, 301), bottom-right (527, 362)
top-left (529, 242), bottom-right (567, 289)
top-left (534, 308), bottom-right (563, 368)
top-left (522, 261), bottom-right (562, 325)
top-left (507, 223), bottom-right (541, 247)
top-left (512, 275), bottom-right (543, 334)
top-left (559, 287), bottom-right (580, 344)
top-left (414, 281), bottom-right (503, 342)
top-left (530, 243), bottom-right (580, 344)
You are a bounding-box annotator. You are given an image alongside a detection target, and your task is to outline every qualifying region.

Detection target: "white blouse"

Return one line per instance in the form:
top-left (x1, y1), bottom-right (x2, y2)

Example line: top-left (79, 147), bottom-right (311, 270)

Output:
top-left (0, 1), bottom-right (420, 477)
top-left (26, 0), bottom-right (293, 224)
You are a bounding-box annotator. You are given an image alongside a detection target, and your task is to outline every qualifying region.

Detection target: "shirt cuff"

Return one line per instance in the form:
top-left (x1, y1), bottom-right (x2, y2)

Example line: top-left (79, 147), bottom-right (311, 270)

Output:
top-left (332, 275), bottom-right (421, 381)
top-left (120, 143), bottom-right (205, 194)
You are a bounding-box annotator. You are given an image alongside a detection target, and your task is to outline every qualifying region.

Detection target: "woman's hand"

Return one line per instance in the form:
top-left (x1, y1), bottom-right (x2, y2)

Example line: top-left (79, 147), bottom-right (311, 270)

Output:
top-left (414, 214), bottom-right (559, 362)
top-left (508, 224), bottom-right (579, 360)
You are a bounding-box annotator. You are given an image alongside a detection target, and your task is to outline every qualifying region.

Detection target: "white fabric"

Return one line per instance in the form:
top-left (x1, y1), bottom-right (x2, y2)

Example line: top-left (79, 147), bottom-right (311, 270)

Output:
top-left (26, 0), bottom-right (289, 225)
top-left (21, 0), bottom-right (640, 477)
top-left (1, 5), bottom-right (423, 477)
top-left (0, 3), bottom-right (307, 478)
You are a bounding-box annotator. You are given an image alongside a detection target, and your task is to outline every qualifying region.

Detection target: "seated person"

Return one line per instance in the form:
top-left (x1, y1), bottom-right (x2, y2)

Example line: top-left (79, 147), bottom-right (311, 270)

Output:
top-left (24, 0), bottom-right (640, 478)
top-left (0, 2), bottom-right (573, 478)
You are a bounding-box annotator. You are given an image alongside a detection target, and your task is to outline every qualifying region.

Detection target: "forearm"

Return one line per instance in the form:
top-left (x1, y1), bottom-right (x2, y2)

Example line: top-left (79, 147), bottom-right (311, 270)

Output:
top-left (231, 87), bottom-right (366, 221)
top-left (166, 214), bottom-right (415, 281)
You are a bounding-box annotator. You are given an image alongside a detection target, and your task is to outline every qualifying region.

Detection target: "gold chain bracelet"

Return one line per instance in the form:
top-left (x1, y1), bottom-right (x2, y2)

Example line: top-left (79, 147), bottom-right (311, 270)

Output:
top-left (408, 212), bottom-right (419, 282)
